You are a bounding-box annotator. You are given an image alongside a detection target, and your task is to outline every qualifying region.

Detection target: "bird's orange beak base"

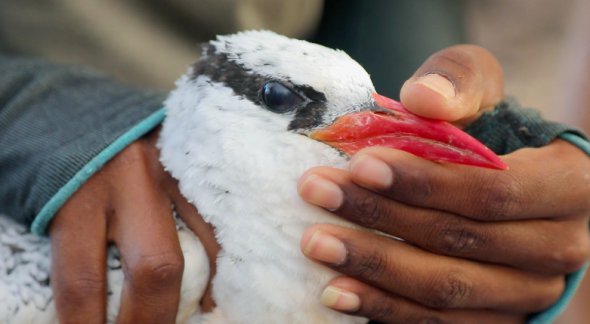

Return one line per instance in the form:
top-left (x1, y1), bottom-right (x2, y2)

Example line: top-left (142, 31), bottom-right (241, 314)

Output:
top-left (311, 93), bottom-right (508, 170)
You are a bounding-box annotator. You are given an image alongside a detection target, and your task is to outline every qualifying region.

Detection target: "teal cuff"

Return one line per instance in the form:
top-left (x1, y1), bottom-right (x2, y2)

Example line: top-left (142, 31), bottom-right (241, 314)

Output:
top-left (560, 132), bottom-right (590, 154)
top-left (529, 264), bottom-right (588, 323)
top-left (30, 108), bottom-right (166, 235)
top-left (528, 132), bottom-right (590, 323)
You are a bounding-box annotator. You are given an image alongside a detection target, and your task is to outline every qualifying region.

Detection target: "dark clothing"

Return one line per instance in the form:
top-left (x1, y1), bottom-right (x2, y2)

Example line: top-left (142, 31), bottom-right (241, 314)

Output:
top-left (0, 55), bottom-right (165, 225)
top-left (466, 97), bottom-right (586, 154)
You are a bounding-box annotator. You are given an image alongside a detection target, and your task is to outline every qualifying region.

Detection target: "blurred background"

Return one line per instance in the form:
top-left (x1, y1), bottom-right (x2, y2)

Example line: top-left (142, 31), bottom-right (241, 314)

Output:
top-left (466, 0), bottom-right (589, 133)
top-left (2, 0), bottom-right (588, 130)
top-left (1, 0), bottom-right (589, 321)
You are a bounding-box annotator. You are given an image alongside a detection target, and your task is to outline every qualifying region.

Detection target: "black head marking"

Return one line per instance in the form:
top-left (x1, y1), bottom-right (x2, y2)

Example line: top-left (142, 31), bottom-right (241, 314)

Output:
top-left (192, 43), bottom-right (328, 130)
top-left (288, 85), bottom-right (326, 130)
top-left (192, 44), bottom-right (265, 104)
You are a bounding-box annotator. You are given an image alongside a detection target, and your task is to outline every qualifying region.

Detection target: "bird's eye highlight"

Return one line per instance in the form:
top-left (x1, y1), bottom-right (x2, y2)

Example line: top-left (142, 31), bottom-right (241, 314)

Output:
top-left (261, 82), bottom-right (303, 113)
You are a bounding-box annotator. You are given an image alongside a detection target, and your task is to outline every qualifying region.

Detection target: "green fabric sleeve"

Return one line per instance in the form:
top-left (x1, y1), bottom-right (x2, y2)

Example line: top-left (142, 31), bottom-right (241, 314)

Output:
top-left (464, 97), bottom-right (587, 154)
top-left (464, 99), bottom-right (589, 324)
top-left (30, 109), bottom-right (165, 235)
top-left (0, 55), bottom-right (166, 229)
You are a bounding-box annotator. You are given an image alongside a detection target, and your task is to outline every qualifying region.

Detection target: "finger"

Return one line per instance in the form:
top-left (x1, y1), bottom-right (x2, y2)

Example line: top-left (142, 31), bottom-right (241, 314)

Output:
top-left (298, 165), bottom-right (590, 273)
top-left (163, 175), bottom-right (219, 311)
top-left (400, 44), bottom-right (504, 123)
top-left (50, 192), bottom-right (108, 324)
top-left (163, 175), bottom-right (219, 270)
top-left (323, 277), bottom-right (523, 324)
top-left (301, 224), bottom-right (564, 313)
top-left (108, 174), bottom-right (184, 323)
top-left (347, 141), bottom-right (590, 221)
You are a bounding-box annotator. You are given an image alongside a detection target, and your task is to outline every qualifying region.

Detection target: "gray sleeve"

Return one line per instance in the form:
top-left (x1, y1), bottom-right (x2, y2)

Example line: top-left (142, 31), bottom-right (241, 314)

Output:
top-left (464, 98), bottom-right (586, 155)
top-left (0, 55), bottom-right (166, 226)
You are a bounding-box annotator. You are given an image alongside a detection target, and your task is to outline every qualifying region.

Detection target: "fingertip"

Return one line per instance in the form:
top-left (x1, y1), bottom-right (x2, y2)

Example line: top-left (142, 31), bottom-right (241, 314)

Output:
top-left (415, 73), bottom-right (456, 100)
top-left (300, 228), bottom-right (347, 265)
top-left (402, 45), bottom-right (505, 122)
top-left (349, 153), bottom-right (393, 190)
top-left (300, 225), bottom-right (319, 253)
top-left (328, 276), bottom-right (366, 291)
top-left (298, 167), bottom-right (339, 192)
top-left (400, 75), bottom-right (465, 121)
top-left (297, 169), bottom-right (318, 194)
top-left (320, 285), bottom-right (361, 312)
top-left (297, 174), bottom-right (344, 211)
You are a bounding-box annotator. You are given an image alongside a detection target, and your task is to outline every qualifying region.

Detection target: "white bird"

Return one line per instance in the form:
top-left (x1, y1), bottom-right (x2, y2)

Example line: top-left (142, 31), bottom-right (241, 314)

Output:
top-left (0, 30), bottom-right (505, 323)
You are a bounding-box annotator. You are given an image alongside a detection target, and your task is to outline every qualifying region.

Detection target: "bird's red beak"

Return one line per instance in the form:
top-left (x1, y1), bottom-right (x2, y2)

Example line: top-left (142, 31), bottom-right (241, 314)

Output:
top-left (311, 93), bottom-right (508, 170)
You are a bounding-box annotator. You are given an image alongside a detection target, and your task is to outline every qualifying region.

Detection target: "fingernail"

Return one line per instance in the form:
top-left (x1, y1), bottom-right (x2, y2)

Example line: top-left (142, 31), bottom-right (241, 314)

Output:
top-left (416, 73), bottom-right (455, 100)
top-left (349, 154), bottom-right (393, 189)
top-left (298, 174), bottom-right (344, 210)
top-left (320, 286), bottom-right (361, 312)
top-left (302, 230), bottom-right (347, 265)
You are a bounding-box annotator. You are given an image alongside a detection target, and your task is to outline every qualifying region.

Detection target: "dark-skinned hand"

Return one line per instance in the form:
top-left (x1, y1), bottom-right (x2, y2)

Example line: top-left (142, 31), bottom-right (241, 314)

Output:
top-left (49, 129), bottom-right (218, 324)
top-left (298, 45), bottom-right (590, 323)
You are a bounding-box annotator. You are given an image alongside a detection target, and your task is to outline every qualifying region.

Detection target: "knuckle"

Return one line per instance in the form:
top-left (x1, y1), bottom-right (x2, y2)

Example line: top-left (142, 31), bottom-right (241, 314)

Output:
top-left (108, 141), bottom-right (155, 176)
top-left (115, 142), bottom-right (146, 165)
top-left (580, 197), bottom-right (590, 216)
top-left (424, 271), bottom-right (472, 308)
top-left (533, 277), bottom-right (565, 311)
top-left (57, 271), bottom-right (103, 301)
top-left (350, 193), bottom-right (389, 228)
top-left (392, 165), bottom-right (435, 203)
top-left (409, 176), bottom-right (435, 202)
top-left (573, 172), bottom-right (590, 212)
top-left (366, 301), bottom-right (397, 322)
top-left (438, 221), bottom-right (485, 256)
top-left (353, 250), bottom-right (390, 282)
top-left (549, 232), bottom-right (590, 273)
top-left (478, 174), bottom-right (521, 220)
top-left (427, 47), bottom-right (478, 81)
top-left (129, 252), bottom-right (184, 289)
top-left (120, 141), bottom-right (148, 159)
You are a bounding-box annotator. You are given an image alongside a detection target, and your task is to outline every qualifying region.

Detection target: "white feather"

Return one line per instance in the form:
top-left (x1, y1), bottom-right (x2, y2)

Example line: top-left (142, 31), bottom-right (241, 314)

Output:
top-left (0, 215), bottom-right (208, 323)
top-left (159, 30), bottom-right (375, 323)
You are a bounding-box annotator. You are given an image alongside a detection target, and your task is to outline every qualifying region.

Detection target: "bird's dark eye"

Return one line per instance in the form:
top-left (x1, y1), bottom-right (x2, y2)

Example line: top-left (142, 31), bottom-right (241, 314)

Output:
top-left (261, 82), bottom-right (303, 113)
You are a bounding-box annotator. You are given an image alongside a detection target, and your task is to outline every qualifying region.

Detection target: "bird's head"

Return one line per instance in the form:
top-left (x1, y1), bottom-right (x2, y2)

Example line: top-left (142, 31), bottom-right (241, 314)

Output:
top-left (166, 30), bottom-right (506, 170)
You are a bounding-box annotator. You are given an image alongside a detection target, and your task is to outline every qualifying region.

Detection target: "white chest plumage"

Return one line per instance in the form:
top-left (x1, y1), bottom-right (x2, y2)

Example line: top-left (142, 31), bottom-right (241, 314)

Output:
top-left (159, 74), bottom-right (367, 323)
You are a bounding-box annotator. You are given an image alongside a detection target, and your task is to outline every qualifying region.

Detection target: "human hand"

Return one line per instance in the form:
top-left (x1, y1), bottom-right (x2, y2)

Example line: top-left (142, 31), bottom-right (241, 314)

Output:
top-left (298, 45), bottom-right (590, 323)
top-left (49, 129), bottom-right (218, 323)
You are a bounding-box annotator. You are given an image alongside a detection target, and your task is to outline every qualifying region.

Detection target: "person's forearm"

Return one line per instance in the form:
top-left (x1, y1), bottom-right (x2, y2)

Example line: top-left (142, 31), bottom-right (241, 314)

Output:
top-left (0, 55), bottom-right (166, 230)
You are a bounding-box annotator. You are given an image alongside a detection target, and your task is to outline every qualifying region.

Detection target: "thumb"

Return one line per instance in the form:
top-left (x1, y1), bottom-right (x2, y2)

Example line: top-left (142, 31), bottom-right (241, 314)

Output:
top-left (400, 45), bottom-right (504, 124)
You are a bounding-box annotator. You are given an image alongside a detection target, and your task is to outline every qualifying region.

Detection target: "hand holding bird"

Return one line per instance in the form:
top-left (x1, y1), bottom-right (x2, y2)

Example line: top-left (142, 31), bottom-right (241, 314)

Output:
top-left (299, 45), bottom-right (590, 323)
top-left (3, 32), bottom-right (589, 324)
